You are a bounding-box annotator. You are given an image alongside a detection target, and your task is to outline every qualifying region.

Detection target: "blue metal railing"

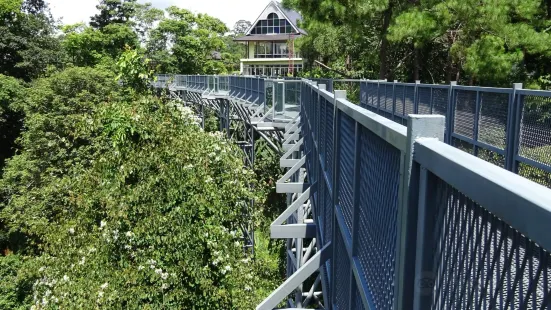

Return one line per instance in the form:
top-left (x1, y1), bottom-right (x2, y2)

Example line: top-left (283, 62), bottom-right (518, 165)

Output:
top-left (159, 75), bottom-right (551, 309)
top-left (300, 80), bottom-right (551, 309)
top-left (359, 81), bottom-right (551, 187)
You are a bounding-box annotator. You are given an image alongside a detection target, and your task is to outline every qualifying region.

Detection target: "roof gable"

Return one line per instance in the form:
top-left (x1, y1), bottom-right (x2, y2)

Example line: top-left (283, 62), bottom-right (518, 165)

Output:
top-left (245, 1), bottom-right (305, 36)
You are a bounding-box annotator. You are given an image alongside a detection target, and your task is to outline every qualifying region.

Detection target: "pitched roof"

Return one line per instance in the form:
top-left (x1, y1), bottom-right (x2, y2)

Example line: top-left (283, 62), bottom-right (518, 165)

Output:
top-left (273, 1), bottom-right (306, 34)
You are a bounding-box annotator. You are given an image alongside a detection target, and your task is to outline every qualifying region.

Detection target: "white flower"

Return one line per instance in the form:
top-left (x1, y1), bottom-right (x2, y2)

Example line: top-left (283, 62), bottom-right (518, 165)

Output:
top-left (79, 257), bottom-right (86, 265)
top-left (245, 285), bottom-right (252, 291)
top-left (234, 241), bottom-right (240, 247)
top-left (150, 265), bottom-right (155, 269)
top-left (155, 268), bottom-right (163, 275)
top-left (100, 220), bottom-right (107, 229)
top-left (161, 272), bottom-right (168, 280)
top-left (98, 291), bottom-right (104, 298)
top-left (162, 283), bottom-right (169, 289)
top-left (205, 177), bottom-right (213, 183)
top-left (225, 265), bottom-right (231, 271)
top-left (68, 227), bottom-right (75, 234)
top-left (241, 258), bottom-right (250, 264)
top-left (208, 152), bottom-right (216, 157)
top-left (147, 259), bottom-right (156, 265)
top-left (184, 164), bottom-right (193, 169)
top-left (138, 265), bottom-right (144, 270)
top-left (124, 245), bottom-right (131, 250)
top-left (100, 282), bottom-right (108, 290)
top-left (125, 231), bottom-right (133, 238)
top-left (39, 267), bottom-right (45, 272)
top-left (63, 275), bottom-right (69, 282)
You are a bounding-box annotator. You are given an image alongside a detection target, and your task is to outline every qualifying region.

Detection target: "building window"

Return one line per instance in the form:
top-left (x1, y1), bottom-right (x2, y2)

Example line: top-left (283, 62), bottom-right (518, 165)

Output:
top-left (243, 64), bottom-right (303, 77)
top-left (254, 42), bottom-right (297, 58)
top-left (250, 12), bottom-right (295, 35)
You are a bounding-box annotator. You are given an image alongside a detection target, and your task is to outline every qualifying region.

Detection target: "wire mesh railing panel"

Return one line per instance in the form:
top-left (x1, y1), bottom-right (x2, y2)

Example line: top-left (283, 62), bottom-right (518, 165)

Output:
top-left (517, 93), bottom-right (551, 187)
top-left (394, 84), bottom-right (406, 122)
top-left (418, 87), bottom-right (432, 114)
top-left (334, 80), bottom-right (361, 104)
top-left (404, 85), bottom-right (416, 117)
top-left (264, 80), bottom-right (273, 113)
top-left (454, 89), bottom-right (477, 139)
top-left (325, 96), bottom-right (334, 184)
top-left (334, 230), bottom-right (352, 310)
top-left (427, 177), bottom-right (551, 310)
top-left (311, 78), bottom-right (334, 93)
top-left (338, 113), bottom-right (355, 234)
top-left (356, 126), bottom-right (402, 309)
top-left (320, 92), bottom-right (326, 159)
top-left (478, 91), bottom-right (510, 150)
top-left (432, 88), bottom-right (449, 117)
top-left (352, 285), bottom-right (364, 310)
top-left (324, 178), bottom-right (333, 246)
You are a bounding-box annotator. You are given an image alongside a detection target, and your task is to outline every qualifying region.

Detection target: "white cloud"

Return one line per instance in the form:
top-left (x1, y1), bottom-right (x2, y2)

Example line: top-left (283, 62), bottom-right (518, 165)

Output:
top-left (46, 0), bottom-right (269, 28)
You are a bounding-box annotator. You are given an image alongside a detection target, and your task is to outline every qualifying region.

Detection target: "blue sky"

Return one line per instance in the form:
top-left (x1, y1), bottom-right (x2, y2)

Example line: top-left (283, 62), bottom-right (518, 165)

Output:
top-left (46, 0), bottom-right (268, 28)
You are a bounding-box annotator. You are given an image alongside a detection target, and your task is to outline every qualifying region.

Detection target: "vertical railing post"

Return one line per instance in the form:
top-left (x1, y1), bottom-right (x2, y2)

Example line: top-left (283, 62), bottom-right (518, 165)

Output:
top-left (392, 80), bottom-right (398, 122)
top-left (473, 90), bottom-right (481, 156)
top-left (225, 99), bottom-right (230, 139)
top-left (414, 80), bottom-right (421, 114)
top-left (411, 165), bottom-right (438, 310)
top-left (445, 81), bottom-right (457, 144)
top-left (329, 89), bottom-right (346, 308)
top-left (376, 80), bottom-right (381, 114)
top-left (347, 117), bottom-right (363, 308)
top-left (506, 83), bottom-right (523, 172)
top-left (395, 114), bottom-right (445, 310)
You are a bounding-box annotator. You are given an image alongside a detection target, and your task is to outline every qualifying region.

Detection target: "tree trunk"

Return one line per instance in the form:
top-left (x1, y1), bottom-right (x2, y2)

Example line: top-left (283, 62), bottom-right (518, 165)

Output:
top-left (548, 0), bottom-right (551, 19)
top-left (413, 44), bottom-right (420, 81)
top-left (378, 5), bottom-right (393, 80)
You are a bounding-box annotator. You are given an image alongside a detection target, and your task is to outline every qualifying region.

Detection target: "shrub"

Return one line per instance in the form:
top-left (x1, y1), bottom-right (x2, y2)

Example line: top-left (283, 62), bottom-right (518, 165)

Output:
top-left (1, 67), bottom-right (281, 309)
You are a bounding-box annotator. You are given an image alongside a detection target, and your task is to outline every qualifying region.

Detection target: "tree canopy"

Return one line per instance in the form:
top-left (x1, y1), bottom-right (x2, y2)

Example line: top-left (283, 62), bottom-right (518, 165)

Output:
top-left (0, 1), bottom-right (282, 308)
top-left (284, 0), bottom-right (551, 86)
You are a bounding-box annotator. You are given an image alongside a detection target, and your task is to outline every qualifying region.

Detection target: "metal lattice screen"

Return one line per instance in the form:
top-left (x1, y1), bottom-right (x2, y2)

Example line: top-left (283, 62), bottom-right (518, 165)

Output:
top-left (421, 174), bottom-right (551, 310)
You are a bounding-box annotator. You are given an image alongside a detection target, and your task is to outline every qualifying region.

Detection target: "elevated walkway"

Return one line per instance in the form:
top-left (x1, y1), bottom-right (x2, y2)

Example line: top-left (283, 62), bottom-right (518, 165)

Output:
top-left (154, 75), bottom-right (551, 310)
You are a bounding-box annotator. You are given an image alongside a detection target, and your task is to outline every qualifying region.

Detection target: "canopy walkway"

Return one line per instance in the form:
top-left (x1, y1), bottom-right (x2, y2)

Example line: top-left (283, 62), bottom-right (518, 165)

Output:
top-left (154, 75), bottom-right (551, 310)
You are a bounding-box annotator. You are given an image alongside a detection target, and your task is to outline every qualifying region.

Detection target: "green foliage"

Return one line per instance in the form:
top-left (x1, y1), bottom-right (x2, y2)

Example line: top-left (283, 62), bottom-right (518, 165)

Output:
top-left (62, 23), bottom-right (139, 67)
top-left (463, 36), bottom-right (523, 82)
top-left (132, 2), bottom-right (164, 45)
top-left (116, 47), bottom-right (155, 94)
top-left (0, 75), bottom-right (24, 173)
top-left (0, 0), bottom-right (64, 81)
top-left (288, 0), bottom-right (551, 86)
top-left (1, 67), bottom-right (121, 251)
top-left (0, 254), bottom-right (37, 309)
top-left (147, 7), bottom-right (231, 74)
top-left (0, 65), bottom-right (285, 309)
top-left (90, 0), bottom-right (138, 29)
